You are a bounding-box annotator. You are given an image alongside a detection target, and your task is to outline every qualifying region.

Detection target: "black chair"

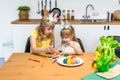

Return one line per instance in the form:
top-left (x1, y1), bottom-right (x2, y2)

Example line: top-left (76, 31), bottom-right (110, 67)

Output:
top-left (115, 47), bottom-right (120, 58)
top-left (107, 36), bottom-right (120, 43)
top-left (25, 37), bottom-right (31, 52)
top-left (77, 38), bottom-right (85, 52)
top-left (24, 37), bottom-right (85, 52)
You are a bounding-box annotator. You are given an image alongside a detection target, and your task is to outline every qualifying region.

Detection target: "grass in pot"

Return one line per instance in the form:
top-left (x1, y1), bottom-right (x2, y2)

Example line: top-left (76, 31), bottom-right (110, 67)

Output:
top-left (17, 6), bottom-right (30, 20)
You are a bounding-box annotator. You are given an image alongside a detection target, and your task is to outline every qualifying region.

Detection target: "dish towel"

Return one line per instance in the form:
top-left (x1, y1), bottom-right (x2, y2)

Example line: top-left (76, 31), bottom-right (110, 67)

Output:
top-left (81, 59), bottom-right (120, 80)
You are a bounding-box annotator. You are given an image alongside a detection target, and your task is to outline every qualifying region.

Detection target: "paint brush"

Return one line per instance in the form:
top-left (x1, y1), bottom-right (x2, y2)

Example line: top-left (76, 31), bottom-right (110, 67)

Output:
top-left (52, 59), bottom-right (57, 64)
top-left (29, 58), bottom-right (40, 63)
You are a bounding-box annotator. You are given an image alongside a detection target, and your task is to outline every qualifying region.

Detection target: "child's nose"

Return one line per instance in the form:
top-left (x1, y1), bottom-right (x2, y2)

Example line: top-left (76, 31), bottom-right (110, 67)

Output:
top-left (48, 31), bottom-right (52, 34)
top-left (50, 30), bottom-right (52, 33)
top-left (63, 38), bottom-right (66, 41)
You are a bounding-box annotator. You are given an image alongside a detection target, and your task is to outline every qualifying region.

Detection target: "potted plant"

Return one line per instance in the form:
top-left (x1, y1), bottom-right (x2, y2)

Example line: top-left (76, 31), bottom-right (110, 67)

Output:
top-left (17, 6), bottom-right (30, 20)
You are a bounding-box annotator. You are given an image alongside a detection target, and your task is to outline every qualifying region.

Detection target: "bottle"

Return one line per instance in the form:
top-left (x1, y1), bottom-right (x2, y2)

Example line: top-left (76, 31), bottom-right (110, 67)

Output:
top-left (67, 10), bottom-right (70, 20)
top-left (71, 10), bottom-right (74, 20)
top-left (62, 10), bottom-right (66, 20)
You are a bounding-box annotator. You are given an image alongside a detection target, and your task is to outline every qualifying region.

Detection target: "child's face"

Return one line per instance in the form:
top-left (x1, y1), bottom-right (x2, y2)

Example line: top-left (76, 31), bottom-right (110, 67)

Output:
top-left (62, 36), bottom-right (71, 43)
top-left (44, 26), bottom-right (53, 36)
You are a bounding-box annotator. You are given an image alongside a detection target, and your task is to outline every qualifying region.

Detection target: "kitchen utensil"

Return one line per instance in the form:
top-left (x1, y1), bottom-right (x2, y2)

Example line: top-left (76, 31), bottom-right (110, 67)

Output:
top-left (43, 5), bottom-right (49, 17)
top-left (45, 0), bottom-right (47, 6)
top-left (51, 0), bottom-right (61, 17)
top-left (49, 0), bottom-right (52, 13)
top-left (107, 12), bottom-right (112, 22)
top-left (37, 1), bottom-right (40, 14)
top-left (41, 0), bottom-right (44, 16)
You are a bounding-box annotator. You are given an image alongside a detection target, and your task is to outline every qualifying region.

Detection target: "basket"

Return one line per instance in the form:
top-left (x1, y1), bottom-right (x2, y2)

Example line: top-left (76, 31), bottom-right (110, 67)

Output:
top-left (113, 10), bottom-right (120, 20)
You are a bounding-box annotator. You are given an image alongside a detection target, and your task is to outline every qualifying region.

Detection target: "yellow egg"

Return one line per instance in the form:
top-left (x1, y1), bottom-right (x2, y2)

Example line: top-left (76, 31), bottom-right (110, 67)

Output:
top-left (67, 58), bottom-right (72, 64)
top-left (93, 63), bottom-right (98, 69)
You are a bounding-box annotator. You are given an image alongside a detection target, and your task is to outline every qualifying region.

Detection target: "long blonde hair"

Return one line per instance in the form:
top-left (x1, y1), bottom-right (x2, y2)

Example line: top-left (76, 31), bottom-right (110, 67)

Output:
top-left (36, 18), bottom-right (55, 41)
top-left (60, 26), bottom-right (77, 42)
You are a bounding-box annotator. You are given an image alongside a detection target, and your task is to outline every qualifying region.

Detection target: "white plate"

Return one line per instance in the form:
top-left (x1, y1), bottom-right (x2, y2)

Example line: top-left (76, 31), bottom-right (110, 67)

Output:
top-left (57, 57), bottom-right (84, 67)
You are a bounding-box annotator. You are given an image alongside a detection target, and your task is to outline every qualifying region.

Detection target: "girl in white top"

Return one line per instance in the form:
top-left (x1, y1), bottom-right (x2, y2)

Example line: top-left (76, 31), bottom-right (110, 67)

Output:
top-left (57, 21), bottom-right (83, 55)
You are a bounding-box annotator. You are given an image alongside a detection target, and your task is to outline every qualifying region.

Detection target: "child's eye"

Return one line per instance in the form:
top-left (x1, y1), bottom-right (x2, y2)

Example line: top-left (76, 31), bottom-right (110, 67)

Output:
top-left (63, 37), bottom-right (68, 39)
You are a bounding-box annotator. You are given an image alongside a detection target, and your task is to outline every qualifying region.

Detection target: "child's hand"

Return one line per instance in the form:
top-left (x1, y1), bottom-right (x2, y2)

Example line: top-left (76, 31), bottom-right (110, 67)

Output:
top-left (45, 46), bottom-right (55, 54)
top-left (54, 49), bottom-right (60, 55)
top-left (68, 41), bottom-right (75, 48)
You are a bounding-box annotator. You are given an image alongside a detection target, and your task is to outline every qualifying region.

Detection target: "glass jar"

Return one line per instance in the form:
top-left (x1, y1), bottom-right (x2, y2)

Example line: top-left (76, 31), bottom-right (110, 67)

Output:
top-left (71, 10), bottom-right (74, 20)
top-left (67, 10), bottom-right (70, 20)
top-left (62, 10), bottom-right (66, 20)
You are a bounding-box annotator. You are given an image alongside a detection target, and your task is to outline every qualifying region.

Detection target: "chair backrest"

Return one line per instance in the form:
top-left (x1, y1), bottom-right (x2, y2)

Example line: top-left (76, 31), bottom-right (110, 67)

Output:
top-left (77, 38), bottom-right (85, 52)
top-left (107, 36), bottom-right (120, 42)
top-left (115, 47), bottom-right (120, 58)
top-left (24, 37), bottom-right (85, 52)
top-left (25, 37), bottom-right (30, 52)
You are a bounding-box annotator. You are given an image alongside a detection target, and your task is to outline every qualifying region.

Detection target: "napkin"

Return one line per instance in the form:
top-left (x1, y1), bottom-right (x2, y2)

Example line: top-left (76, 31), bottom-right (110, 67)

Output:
top-left (81, 59), bottom-right (120, 80)
top-left (97, 64), bottom-right (120, 79)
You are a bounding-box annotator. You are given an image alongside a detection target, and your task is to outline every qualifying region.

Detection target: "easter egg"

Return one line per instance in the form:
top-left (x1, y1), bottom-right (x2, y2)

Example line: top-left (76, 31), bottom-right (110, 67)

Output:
top-left (71, 60), bottom-right (76, 64)
top-left (63, 58), bottom-right (67, 64)
top-left (64, 53), bottom-right (69, 57)
top-left (71, 56), bottom-right (76, 59)
top-left (67, 58), bottom-right (72, 64)
top-left (76, 59), bottom-right (80, 64)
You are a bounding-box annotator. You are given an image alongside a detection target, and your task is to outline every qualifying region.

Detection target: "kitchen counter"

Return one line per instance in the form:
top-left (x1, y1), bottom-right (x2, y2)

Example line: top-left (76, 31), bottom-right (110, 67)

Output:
top-left (11, 19), bottom-right (120, 24)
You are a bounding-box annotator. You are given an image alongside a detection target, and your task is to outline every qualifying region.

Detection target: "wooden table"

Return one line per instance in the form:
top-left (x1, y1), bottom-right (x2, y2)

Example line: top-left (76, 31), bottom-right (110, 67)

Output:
top-left (0, 52), bottom-right (96, 80)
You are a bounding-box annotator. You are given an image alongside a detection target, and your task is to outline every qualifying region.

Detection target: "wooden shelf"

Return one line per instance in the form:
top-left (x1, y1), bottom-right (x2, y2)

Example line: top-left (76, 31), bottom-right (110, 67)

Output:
top-left (11, 19), bottom-right (120, 25)
top-left (11, 19), bottom-right (41, 24)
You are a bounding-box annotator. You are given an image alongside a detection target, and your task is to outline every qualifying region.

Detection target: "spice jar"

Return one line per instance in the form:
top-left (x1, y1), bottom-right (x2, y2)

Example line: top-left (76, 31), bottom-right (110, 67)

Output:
top-left (62, 10), bottom-right (66, 20)
top-left (71, 10), bottom-right (74, 20)
top-left (67, 10), bottom-right (70, 20)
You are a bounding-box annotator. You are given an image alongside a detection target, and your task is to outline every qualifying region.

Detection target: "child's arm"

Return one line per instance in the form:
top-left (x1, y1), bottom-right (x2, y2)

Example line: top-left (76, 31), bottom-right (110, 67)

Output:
top-left (68, 41), bottom-right (83, 54)
top-left (30, 36), bottom-right (55, 56)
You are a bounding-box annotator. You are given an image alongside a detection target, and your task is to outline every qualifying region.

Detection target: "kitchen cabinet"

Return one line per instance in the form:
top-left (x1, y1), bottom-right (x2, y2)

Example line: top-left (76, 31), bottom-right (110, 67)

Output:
top-left (12, 24), bottom-right (120, 52)
top-left (54, 25), bottom-right (61, 48)
top-left (104, 25), bottom-right (120, 36)
top-left (74, 25), bottom-right (104, 52)
top-left (53, 24), bottom-right (106, 52)
top-left (74, 25), bottom-right (120, 52)
top-left (12, 24), bottom-right (61, 52)
top-left (12, 24), bottom-right (37, 52)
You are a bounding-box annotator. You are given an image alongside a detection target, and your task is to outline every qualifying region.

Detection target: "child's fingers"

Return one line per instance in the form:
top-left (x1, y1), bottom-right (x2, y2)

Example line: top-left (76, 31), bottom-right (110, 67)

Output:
top-left (45, 46), bottom-right (55, 54)
top-left (49, 46), bottom-right (54, 50)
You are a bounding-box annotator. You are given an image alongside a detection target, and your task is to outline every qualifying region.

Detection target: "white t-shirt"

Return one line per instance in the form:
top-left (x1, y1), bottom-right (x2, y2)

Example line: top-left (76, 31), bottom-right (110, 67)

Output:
top-left (59, 41), bottom-right (80, 53)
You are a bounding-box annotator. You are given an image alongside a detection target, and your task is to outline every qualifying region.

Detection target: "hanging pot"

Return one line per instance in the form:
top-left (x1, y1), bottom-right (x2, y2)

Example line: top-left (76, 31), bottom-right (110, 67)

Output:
top-left (51, 0), bottom-right (61, 18)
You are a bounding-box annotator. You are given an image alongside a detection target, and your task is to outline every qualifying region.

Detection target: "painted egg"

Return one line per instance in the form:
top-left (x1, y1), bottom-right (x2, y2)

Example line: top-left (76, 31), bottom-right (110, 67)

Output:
top-left (64, 53), bottom-right (69, 57)
top-left (63, 58), bottom-right (67, 64)
top-left (71, 60), bottom-right (76, 64)
top-left (71, 56), bottom-right (76, 59)
top-left (67, 58), bottom-right (72, 64)
top-left (76, 59), bottom-right (80, 64)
